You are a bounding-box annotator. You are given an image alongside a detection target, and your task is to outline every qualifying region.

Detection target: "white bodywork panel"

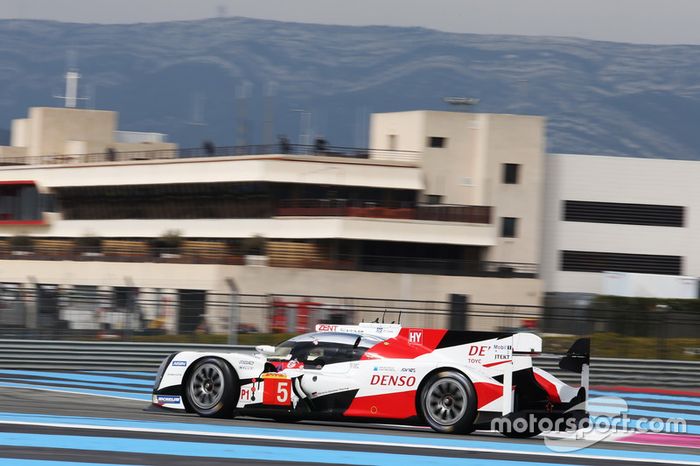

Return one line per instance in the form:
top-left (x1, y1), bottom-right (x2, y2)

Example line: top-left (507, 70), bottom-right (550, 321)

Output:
top-left (153, 325), bottom-right (579, 417)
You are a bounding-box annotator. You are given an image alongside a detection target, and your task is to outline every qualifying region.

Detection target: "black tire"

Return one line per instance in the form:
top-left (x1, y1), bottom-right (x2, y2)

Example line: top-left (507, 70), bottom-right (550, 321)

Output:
top-left (185, 357), bottom-right (238, 418)
top-left (419, 370), bottom-right (477, 434)
top-left (271, 414), bottom-right (300, 423)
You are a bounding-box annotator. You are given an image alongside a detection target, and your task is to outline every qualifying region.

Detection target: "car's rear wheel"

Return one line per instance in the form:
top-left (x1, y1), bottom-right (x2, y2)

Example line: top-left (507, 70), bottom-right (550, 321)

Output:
top-left (419, 370), bottom-right (477, 434)
top-left (185, 358), bottom-right (237, 418)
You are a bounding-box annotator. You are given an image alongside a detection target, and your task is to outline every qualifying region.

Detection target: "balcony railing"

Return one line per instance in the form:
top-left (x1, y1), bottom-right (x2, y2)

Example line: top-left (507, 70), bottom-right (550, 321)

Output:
top-left (0, 244), bottom-right (536, 278)
top-left (0, 144), bottom-right (420, 166)
top-left (276, 199), bottom-right (491, 224)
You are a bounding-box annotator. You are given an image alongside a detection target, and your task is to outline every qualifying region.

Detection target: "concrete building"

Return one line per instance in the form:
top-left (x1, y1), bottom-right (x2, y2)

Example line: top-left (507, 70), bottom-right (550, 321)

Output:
top-left (542, 153), bottom-right (699, 302)
top-left (0, 108), bottom-right (546, 333)
top-left (0, 106), bottom-right (176, 162)
top-left (370, 111), bottom-right (545, 266)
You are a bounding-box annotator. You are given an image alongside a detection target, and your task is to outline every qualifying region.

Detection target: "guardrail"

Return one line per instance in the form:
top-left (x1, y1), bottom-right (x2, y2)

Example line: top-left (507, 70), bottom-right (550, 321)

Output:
top-left (0, 339), bottom-right (698, 388)
top-left (535, 354), bottom-right (700, 388)
top-left (0, 339), bottom-right (253, 371)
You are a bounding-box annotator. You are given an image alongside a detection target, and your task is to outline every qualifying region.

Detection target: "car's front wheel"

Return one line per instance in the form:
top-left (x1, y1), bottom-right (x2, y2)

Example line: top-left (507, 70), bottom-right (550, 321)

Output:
top-left (185, 358), bottom-right (237, 418)
top-left (419, 370), bottom-right (477, 434)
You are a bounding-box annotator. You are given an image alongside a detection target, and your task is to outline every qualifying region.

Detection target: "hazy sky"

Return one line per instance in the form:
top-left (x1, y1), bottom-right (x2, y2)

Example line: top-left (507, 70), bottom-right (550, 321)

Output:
top-left (2, 0), bottom-right (699, 45)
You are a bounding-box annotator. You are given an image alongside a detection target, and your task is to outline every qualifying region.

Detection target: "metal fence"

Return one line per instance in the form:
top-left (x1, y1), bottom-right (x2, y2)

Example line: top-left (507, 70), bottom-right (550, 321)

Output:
top-left (0, 244), bottom-right (537, 278)
top-left (0, 143), bottom-right (420, 166)
top-left (0, 288), bottom-right (698, 361)
top-left (0, 339), bottom-right (697, 388)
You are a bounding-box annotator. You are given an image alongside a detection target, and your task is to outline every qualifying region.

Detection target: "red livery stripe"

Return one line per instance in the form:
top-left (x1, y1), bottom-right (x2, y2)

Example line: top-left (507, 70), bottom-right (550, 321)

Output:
top-left (534, 371), bottom-right (561, 403)
top-left (344, 390), bottom-right (417, 418)
top-left (474, 381), bottom-right (504, 409)
top-left (482, 360), bottom-right (511, 368)
top-left (361, 328), bottom-right (447, 360)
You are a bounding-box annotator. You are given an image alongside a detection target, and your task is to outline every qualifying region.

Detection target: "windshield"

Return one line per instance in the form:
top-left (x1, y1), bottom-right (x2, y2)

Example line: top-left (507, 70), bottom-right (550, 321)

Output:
top-left (267, 332), bottom-right (383, 364)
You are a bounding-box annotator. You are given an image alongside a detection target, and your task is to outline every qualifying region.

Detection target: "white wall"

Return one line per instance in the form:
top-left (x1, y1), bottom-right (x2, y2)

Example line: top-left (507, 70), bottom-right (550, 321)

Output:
top-left (0, 155), bottom-right (422, 191)
top-left (543, 153), bottom-right (700, 294)
top-left (0, 216), bottom-right (497, 246)
top-left (370, 110), bottom-right (546, 265)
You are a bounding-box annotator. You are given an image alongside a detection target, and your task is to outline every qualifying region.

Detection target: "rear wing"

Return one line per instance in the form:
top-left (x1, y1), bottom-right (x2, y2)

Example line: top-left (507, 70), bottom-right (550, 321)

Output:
top-left (560, 337), bottom-right (591, 410)
top-left (502, 336), bottom-right (590, 415)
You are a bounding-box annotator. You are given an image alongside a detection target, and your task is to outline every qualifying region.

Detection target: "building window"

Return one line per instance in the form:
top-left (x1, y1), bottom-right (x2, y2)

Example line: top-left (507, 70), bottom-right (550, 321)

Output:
top-left (501, 217), bottom-right (517, 238)
top-left (560, 250), bottom-right (682, 275)
top-left (426, 195), bottom-right (443, 205)
top-left (563, 200), bottom-right (684, 227)
top-left (388, 134), bottom-right (397, 150)
top-left (427, 136), bottom-right (446, 148)
top-left (503, 163), bottom-right (520, 184)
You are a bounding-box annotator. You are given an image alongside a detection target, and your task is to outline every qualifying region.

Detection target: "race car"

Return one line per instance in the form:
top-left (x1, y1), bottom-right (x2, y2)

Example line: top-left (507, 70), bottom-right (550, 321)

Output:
top-left (152, 323), bottom-right (590, 436)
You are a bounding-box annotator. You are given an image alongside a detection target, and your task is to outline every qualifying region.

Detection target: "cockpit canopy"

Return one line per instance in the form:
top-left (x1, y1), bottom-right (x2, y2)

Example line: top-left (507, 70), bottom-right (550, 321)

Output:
top-left (270, 332), bottom-right (383, 367)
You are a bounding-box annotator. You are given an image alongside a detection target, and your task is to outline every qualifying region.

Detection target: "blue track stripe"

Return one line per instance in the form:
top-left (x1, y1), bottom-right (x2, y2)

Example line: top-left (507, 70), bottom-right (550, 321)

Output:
top-left (0, 381), bottom-right (150, 402)
top-left (84, 370), bottom-right (156, 377)
top-left (0, 412), bottom-right (697, 463)
top-left (0, 370), bottom-right (153, 387)
top-left (591, 390), bottom-right (700, 403)
top-left (589, 404), bottom-right (700, 422)
top-left (623, 408), bottom-right (700, 422)
top-left (0, 460), bottom-right (135, 466)
top-left (588, 416), bottom-right (694, 434)
top-left (0, 432), bottom-right (606, 466)
top-left (623, 400), bottom-right (700, 413)
top-left (0, 377), bottom-right (150, 394)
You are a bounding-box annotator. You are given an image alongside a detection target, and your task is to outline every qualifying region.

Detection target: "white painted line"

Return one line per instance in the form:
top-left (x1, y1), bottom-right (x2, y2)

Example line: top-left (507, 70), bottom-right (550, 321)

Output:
top-left (0, 419), bottom-right (695, 465)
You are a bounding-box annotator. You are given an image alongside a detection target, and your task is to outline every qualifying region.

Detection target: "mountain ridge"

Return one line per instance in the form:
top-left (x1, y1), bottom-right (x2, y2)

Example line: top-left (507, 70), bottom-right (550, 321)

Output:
top-left (0, 17), bottom-right (698, 159)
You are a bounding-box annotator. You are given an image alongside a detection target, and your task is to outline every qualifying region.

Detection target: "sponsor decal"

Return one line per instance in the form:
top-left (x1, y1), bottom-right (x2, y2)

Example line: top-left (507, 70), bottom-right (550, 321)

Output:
top-left (156, 395), bottom-right (181, 404)
top-left (286, 359), bottom-right (304, 369)
top-left (262, 372), bottom-right (290, 379)
top-left (240, 386), bottom-right (256, 402)
top-left (317, 324), bottom-right (337, 331)
top-left (310, 387), bottom-right (352, 398)
top-left (370, 374), bottom-right (416, 387)
top-left (400, 367), bottom-right (416, 373)
top-left (263, 378), bottom-right (293, 406)
top-left (239, 360), bottom-right (255, 365)
top-left (171, 360), bottom-right (187, 367)
top-left (468, 345), bottom-right (489, 356)
top-left (493, 343), bottom-right (512, 360)
top-left (407, 329), bottom-right (423, 345)
top-left (372, 366), bottom-right (395, 372)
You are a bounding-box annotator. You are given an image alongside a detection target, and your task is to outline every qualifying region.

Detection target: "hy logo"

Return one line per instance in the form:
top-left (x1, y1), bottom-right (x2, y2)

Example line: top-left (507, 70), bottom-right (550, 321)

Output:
top-left (408, 329), bottom-right (423, 345)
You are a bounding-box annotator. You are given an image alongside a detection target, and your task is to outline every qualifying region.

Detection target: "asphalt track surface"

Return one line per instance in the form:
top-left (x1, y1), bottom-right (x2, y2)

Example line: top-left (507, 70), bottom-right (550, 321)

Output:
top-left (0, 370), bottom-right (697, 465)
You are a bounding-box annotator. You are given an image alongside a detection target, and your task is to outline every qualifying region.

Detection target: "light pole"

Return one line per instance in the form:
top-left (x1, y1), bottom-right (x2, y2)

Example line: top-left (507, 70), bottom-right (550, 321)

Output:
top-left (291, 109), bottom-right (312, 149)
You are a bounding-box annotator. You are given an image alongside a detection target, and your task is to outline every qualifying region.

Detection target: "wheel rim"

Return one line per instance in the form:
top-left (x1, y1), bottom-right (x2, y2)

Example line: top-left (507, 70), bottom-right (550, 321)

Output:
top-left (425, 377), bottom-right (468, 426)
top-left (189, 362), bottom-right (224, 410)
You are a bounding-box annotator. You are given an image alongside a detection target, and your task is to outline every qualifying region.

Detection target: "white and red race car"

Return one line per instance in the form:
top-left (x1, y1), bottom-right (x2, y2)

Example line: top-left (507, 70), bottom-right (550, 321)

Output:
top-left (152, 323), bottom-right (590, 436)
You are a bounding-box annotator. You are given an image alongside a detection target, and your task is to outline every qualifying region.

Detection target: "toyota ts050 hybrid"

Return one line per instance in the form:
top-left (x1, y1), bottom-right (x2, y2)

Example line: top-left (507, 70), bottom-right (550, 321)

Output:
top-left (152, 323), bottom-right (590, 436)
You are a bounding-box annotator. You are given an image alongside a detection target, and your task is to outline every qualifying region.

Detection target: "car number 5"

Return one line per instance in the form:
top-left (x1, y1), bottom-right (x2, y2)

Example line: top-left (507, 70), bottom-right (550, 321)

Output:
top-left (277, 381), bottom-right (290, 403)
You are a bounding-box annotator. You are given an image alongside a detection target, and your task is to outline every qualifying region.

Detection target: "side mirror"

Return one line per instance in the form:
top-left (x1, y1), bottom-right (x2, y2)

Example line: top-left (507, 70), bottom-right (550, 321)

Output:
top-left (255, 345), bottom-right (276, 355)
